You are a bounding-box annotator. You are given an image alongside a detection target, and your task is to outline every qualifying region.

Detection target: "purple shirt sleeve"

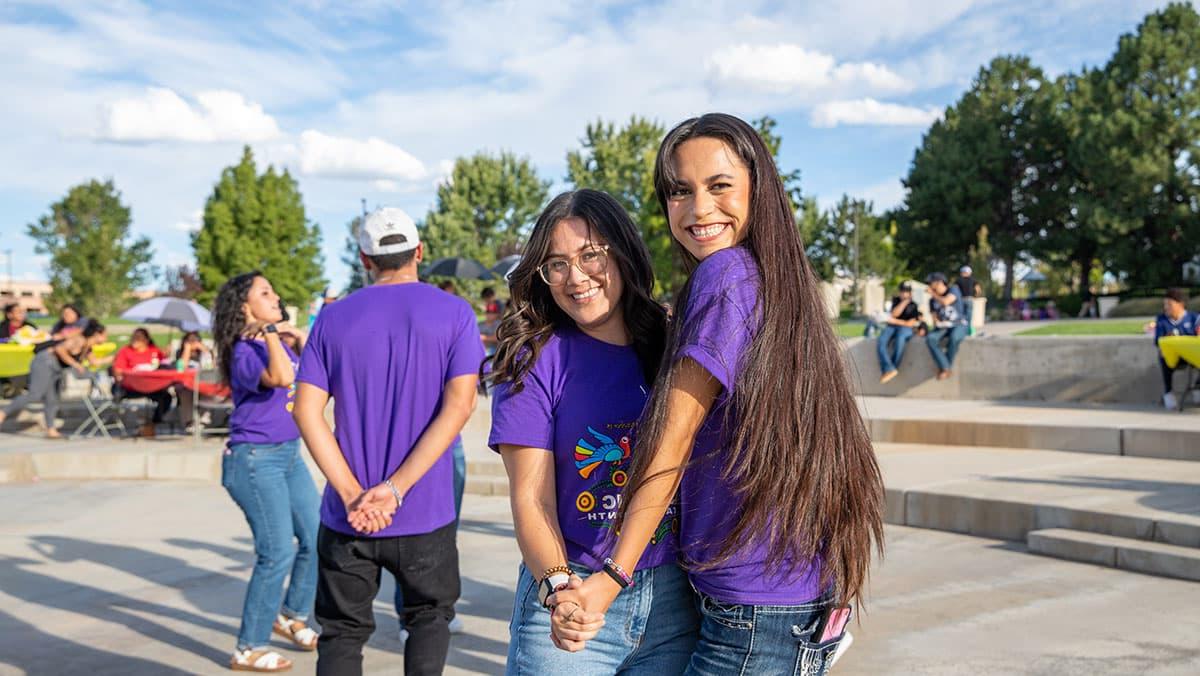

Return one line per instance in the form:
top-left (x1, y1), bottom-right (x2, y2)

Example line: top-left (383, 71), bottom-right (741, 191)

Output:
top-left (676, 251), bottom-right (760, 392)
top-left (488, 347), bottom-right (556, 453)
top-left (297, 315), bottom-right (330, 392)
top-left (231, 341), bottom-right (267, 393)
top-left (446, 301), bottom-right (486, 381)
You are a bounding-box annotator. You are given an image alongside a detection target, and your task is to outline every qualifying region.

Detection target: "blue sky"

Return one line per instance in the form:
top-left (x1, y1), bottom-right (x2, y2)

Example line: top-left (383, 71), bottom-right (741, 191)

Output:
top-left (0, 0), bottom-right (1171, 294)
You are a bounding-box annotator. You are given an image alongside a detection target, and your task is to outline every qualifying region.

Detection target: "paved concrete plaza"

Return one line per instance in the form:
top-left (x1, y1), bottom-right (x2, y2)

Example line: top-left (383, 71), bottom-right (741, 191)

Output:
top-left (1, 480), bottom-right (1198, 675)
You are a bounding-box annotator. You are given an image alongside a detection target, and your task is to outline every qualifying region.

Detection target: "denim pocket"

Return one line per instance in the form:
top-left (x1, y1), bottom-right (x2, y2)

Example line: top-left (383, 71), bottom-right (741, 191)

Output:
top-left (699, 593), bottom-right (752, 631)
top-left (792, 611), bottom-right (843, 676)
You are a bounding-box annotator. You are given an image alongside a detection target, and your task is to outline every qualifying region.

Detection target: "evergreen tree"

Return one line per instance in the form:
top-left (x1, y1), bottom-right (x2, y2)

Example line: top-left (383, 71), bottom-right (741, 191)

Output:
top-left (340, 214), bottom-right (365, 294)
top-left (422, 151), bottom-right (549, 266)
top-left (192, 146), bottom-right (325, 306)
top-left (27, 179), bottom-right (154, 316)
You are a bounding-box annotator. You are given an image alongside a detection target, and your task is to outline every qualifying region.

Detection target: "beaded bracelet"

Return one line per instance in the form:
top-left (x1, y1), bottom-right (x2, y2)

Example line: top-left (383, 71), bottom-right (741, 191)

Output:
top-left (539, 564), bottom-right (572, 582)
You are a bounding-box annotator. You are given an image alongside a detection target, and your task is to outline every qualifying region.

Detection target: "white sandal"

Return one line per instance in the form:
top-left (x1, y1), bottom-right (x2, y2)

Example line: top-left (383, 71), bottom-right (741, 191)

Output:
top-left (230, 648), bottom-right (292, 672)
top-left (272, 615), bottom-right (318, 651)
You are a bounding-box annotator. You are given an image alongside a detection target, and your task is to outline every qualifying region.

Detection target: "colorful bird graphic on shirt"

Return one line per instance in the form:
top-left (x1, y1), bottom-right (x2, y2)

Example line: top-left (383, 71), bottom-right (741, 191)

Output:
top-left (574, 427), bottom-right (631, 478)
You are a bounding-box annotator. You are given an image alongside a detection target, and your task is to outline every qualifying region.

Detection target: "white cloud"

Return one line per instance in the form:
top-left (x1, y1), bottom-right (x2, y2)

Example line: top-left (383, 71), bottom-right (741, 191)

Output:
top-left (371, 179), bottom-right (400, 192)
top-left (811, 99), bottom-right (941, 128)
top-left (708, 44), bottom-right (912, 96)
top-left (853, 179), bottom-right (908, 210)
top-left (171, 209), bottom-right (204, 233)
top-left (96, 88), bottom-right (281, 143)
top-left (298, 130), bottom-right (427, 181)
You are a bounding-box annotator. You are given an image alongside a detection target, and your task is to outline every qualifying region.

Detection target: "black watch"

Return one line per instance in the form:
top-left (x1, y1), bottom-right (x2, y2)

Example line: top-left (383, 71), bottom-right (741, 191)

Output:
top-left (264, 323), bottom-right (278, 334)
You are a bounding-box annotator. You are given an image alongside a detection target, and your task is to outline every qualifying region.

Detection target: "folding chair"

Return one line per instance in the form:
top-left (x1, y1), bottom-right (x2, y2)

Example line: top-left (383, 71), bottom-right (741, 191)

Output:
top-left (68, 371), bottom-right (130, 439)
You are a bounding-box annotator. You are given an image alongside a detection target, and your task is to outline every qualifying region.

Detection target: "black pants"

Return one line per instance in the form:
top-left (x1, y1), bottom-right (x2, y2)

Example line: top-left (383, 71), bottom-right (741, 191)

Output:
top-left (114, 384), bottom-right (173, 423)
top-left (315, 522), bottom-right (459, 676)
top-left (1160, 357), bottom-right (1189, 394)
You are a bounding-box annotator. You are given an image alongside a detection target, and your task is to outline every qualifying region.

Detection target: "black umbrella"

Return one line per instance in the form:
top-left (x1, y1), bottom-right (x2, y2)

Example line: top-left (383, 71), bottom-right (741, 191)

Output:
top-left (491, 255), bottom-right (522, 281)
top-left (426, 257), bottom-right (494, 280)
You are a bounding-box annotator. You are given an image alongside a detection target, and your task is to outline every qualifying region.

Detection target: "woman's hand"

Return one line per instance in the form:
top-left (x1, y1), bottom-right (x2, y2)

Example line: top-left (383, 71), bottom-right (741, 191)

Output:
top-left (546, 573), bottom-right (620, 651)
top-left (276, 322), bottom-right (306, 340)
top-left (241, 321), bottom-right (271, 339)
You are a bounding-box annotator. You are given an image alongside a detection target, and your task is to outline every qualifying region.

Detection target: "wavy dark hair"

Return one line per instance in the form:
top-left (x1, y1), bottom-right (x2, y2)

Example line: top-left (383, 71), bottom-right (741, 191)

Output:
top-left (620, 113), bottom-right (884, 608)
top-left (485, 189), bottom-right (668, 390)
top-left (211, 271), bottom-right (262, 385)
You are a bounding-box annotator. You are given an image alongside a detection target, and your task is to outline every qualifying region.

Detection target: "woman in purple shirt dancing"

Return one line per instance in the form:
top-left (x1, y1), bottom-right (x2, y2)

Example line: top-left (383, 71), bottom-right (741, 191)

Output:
top-left (213, 271), bottom-right (321, 673)
top-left (488, 189), bottom-right (699, 674)
top-left (551, 114), bottom-right (885, 675)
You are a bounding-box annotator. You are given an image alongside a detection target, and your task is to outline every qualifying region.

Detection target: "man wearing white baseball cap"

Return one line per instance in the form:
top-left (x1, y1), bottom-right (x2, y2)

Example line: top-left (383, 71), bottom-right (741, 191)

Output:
top-left (294, 207), bottom-right (484, 675)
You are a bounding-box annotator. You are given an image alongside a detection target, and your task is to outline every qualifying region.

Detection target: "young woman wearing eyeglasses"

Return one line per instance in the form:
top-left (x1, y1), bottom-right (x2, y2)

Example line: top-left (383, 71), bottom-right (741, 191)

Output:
top-left (487, 189), bottom-right (698, 675)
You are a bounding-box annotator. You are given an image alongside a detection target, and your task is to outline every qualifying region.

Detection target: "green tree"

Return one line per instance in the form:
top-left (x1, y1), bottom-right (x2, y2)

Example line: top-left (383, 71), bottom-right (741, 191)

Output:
top-left (901, 55), bottom-right (1066, 300)
top-left (566, 117), bottom-right (680, 293)
top-left (422, 151), bottom-right (550, 266)
top-left (26, 179), bottom-right (154, 316)
top-left (340, 214), bottom-right (365, 294)
top-left (1071, 2), bottom-right (1200, 287)
top-left (192, 146), bottom-right (325, 306)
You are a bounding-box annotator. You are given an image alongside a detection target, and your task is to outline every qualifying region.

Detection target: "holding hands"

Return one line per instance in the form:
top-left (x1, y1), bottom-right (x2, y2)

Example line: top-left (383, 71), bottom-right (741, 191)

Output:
top-left (545, 572), bottom-right (619, 652)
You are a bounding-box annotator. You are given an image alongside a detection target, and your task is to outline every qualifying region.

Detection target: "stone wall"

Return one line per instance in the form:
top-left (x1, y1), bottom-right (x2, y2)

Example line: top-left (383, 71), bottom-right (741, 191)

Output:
top-left (846, 335), bottom-right (1169, 404)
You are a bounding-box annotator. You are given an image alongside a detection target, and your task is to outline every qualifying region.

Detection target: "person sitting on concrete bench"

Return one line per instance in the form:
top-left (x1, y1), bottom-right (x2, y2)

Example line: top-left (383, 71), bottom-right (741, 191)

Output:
top-left (924, 272), bottom-right (969, 381)
top-left (877, 282), bottom-right (922, 384)
top-left (1154, 287), bottom-right (1199, 410)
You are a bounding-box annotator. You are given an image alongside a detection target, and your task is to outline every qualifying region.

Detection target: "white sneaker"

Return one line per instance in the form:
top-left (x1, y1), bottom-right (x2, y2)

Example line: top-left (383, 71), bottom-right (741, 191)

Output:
top-left (1164, 392), bottom-right (1179, 410)
top-left (398, 628), bottom-right (409, 645)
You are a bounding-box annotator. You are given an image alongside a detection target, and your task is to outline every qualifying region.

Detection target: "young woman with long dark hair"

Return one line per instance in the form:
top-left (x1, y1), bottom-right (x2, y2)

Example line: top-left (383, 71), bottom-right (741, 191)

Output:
top-left (550, 114), bottom-right (885, 675)
top-left (488, 189), bottom-right (698, 674)
top-left (112, 326), bottom-right (172, 433)
top-left (212, 271), bottom-right (320, 672)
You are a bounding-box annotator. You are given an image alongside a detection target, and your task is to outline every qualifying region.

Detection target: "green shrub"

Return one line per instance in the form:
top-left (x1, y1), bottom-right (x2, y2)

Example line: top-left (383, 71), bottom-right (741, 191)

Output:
top-left (1108, 297), bottom-right (1162, 318)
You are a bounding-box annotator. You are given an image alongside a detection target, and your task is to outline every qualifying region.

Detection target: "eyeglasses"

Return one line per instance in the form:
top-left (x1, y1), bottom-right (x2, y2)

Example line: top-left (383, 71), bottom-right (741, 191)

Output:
top-left (537, 246), bottom-right (611, 286)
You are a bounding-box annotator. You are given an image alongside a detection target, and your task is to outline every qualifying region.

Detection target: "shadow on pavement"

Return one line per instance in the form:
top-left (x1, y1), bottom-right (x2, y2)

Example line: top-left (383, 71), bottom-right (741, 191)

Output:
top-left (0, 554), bottom-right (235, 670)
top-left (0, 607), bottom-right (192, 676)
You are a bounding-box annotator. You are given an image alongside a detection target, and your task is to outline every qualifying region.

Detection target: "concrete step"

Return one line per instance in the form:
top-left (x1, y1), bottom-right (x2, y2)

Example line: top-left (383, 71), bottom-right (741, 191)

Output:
top-left (1028, 528), bottom-right (1200, 582)
top-left (868, 416), bottom-right (1200, 462)
top-left (881, 443), bottom-right (1200, 553)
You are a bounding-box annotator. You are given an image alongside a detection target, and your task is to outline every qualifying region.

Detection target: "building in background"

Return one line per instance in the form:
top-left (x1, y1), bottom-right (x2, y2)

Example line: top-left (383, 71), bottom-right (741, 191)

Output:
top-left (0, 280), bottom-right (52, 315)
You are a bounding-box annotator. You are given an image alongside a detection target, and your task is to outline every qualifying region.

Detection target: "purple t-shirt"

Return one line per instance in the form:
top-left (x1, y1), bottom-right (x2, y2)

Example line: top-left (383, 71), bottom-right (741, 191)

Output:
top-left (676, 246), bottom-right (823, 605)
top-left (229, 339), bottom-right (300, 445)
top-left (297, 283), bottom-right (485, 538)
top-left (489, 327), bottom-right (677, 572)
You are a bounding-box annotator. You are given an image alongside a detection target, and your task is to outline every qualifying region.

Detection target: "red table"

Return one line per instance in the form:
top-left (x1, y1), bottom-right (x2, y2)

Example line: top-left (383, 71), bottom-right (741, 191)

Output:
top-left (119, 369), bottom-right (230, 398)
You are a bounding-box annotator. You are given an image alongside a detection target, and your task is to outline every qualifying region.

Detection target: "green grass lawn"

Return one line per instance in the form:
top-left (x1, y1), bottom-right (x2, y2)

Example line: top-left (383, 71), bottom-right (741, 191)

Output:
top-left (836, 320), bottom-right (867, 338)
top-left (1015, 319), bottom-right (1149, 336)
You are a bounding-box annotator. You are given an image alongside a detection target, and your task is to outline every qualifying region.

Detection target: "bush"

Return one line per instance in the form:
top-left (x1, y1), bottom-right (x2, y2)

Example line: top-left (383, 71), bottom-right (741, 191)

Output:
top-left (1108, 297), bottom-right (1163, 317)
top-left (1052, 294), bottom-right (1083, 318)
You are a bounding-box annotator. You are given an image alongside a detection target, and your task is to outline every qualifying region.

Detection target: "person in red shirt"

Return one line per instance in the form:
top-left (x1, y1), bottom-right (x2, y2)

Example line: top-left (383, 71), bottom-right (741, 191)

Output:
top-left (113, 327), bottom-right (173, 432)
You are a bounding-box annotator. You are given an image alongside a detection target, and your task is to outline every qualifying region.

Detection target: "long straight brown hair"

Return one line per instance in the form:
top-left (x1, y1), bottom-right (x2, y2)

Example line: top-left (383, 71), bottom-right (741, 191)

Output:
top-left (620, 113), bottom-right (884, 607)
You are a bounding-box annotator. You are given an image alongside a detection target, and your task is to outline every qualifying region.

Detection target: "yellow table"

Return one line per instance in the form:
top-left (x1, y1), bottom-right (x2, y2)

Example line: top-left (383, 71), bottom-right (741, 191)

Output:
top-left (1158, 335), bottom-right (1200, 369)
top-left (0, 342), bottom-right (117, 378)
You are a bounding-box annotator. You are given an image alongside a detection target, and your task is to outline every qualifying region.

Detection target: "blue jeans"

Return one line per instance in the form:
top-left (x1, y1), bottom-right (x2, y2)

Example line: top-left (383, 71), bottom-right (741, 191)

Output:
top-left (395, 439), bottom-right (465, 623)
top-left (685, 591), bottom-right (843, 676)
top-left (925, 324), bottom-right (969, 371)
top-left (507, 562), bottom-right (699, 675)
top-left (876, 325), bottom-right (913, 374)
top-left (222, 439), bottom-right (321, 651)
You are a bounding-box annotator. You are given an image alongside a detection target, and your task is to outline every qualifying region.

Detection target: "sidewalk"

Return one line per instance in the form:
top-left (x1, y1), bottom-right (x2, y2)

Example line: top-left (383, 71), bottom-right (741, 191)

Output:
top-left (2, 481), bottom-right (1197, 675)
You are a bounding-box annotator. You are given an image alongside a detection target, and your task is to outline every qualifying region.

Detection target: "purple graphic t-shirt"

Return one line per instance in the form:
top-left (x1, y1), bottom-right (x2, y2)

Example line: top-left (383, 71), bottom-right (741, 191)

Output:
top-left (298, 283), bottom-right (485, 538)
top-left (489, 327), bottom-right (677, 572)
top-left (229, 339), bottom-right (300, 446)
top-left (676, 246), bottom-right (823, 605)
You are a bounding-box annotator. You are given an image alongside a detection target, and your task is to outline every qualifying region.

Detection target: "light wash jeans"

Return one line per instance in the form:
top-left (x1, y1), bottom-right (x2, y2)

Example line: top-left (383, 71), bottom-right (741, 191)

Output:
top-left (685, 591), bottom-right (843, 676)
top-left (876, 325), bottom-right (914, 374)
top-left (507, 562), bottom-right (699, 675)
top-left (926, 324), bottom-right (969, 371)
top-left (395, 439), bottom-right (465, 623)
top-left (222, 438), bottom-right (321, 651)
